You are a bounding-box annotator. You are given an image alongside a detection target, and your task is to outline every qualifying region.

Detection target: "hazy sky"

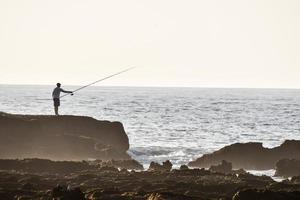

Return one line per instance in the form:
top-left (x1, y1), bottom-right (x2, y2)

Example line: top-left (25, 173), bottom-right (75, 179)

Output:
top-left (0, 0), bottom-right (299, 88)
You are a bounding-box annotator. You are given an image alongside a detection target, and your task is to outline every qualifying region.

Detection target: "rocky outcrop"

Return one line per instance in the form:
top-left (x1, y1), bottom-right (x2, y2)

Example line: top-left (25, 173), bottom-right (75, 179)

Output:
top-left (189, 140), bottom-right (300, 170)
top-left (275, 159), bottom-right (300, 178)
top-left (0, 112), bottom-right (131, 160)
top-left (148, 160), bottom-right (173, 172)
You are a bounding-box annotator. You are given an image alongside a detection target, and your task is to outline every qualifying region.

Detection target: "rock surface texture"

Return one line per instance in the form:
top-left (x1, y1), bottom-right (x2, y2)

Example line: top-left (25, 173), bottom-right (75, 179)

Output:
top-left (0, 112), bottom-right (131, 160)
top-left (275, 159), bottom-right (300, 178)
top-left (0, 159), bottom-right (299, 200)
top-left (189, 140), bottom-right (300, 170)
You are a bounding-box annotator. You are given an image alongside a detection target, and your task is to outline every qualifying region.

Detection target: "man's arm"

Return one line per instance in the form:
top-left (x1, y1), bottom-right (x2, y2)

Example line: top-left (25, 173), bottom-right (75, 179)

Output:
top-left (60, 88), bottom-right (73, 94)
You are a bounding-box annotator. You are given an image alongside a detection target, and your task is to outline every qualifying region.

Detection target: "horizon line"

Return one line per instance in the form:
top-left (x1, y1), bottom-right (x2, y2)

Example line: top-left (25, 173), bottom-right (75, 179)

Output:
top-left (0, 83), bottom-right (300, 90)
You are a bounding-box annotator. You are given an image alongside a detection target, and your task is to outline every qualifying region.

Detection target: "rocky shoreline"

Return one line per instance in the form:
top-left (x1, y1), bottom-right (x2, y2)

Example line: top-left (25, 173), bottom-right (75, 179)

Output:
top-left (0, 158), bottom-right (300, 200)
top-left (1, 112), bottom-right (300, 199)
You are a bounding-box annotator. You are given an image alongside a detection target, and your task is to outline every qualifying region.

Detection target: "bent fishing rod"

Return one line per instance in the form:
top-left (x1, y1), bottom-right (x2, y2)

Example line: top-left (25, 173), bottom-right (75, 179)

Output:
top-left (60, 66), bottom-right (136, 99)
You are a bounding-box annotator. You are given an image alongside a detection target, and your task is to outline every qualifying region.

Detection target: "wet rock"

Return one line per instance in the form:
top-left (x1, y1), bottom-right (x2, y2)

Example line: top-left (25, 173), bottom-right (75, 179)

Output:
top-left (189, 140), bottom-right (300, 170)
top-left (275, 159), bottom-right (300, 177)
top-left (148, 160), bottom-right (172, 172)
top-left (209, 160), bottom-right (232, 174)
top-left (233, 189), bottom-right (300, 200)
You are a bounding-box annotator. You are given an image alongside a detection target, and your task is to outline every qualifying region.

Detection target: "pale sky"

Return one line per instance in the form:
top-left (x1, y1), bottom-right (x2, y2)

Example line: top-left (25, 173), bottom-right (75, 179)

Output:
top-left (0, 0), bottom-right (300, 88)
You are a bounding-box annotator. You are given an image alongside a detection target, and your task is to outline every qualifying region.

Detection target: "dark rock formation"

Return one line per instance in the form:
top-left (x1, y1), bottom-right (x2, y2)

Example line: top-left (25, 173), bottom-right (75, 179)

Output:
top-left (189, 140), bottom-right (300, 170)
top-left (233, 189), bottom-right (300, 200)
top-left (148, 160), bottom-right (173, 172)
top-left (179, 165), bottom-right (189, 170)
top-left (1, 161), bottom-right (299, 200)
top-left (275, 159), bottom-right (300, 177)
top-left (0, 112), bottom-right (131, 160)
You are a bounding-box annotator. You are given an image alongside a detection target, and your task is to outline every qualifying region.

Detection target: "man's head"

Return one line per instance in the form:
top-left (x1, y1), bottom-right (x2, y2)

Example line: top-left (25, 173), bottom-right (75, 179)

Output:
top-left (56, 83), bottom-right (61, 87)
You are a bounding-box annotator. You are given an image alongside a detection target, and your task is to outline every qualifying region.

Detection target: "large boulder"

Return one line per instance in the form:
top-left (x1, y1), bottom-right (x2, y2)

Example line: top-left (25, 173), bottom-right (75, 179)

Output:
top-left (188, 140), bottom-right (300, 170)
top-left (0, 112), bottom-right (131, 160)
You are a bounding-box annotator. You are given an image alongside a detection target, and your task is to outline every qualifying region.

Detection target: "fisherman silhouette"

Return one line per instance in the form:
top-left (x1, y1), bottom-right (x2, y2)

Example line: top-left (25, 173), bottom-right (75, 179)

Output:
top-left (52, 83), bottom-right (73, 115)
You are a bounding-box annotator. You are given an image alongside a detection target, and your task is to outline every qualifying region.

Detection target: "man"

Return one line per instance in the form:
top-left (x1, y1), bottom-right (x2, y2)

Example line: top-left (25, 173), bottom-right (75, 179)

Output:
top-left (52, 83), bottom-right (73, 115)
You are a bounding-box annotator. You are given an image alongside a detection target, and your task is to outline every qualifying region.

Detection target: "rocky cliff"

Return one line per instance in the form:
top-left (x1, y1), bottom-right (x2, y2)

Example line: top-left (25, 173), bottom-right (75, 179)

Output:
top-left (188, 140), bottom-right (300, 170)
top-left (0, 112), bottom-right (131, 160)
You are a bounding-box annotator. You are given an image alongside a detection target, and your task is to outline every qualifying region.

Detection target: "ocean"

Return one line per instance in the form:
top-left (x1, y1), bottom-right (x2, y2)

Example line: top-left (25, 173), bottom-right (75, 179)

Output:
top-left (1, 85), bottom-right (300, 170)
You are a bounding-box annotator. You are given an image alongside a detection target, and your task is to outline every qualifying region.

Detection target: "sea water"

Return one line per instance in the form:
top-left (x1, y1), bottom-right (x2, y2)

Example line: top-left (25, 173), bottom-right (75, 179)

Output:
top-left (0, 85), bottom-right (300, 171)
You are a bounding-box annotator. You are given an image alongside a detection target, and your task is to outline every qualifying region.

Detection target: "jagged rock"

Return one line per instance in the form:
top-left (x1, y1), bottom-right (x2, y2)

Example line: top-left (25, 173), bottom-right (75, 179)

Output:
top-left (179, 165), bottom-right (189, 170)
top-left (233, 189), bottom-right (300, 200)
top-left (148, 160), bottom-right (172, 172)
top-left (162, 160), bottom-right (172, 171)
top-left (275, 159), bottom-right (300, 177)
top-left (189, 140), bottom-right (300, 170)
top-left (0, 112), bottom-right (130, 160)
top-left (209, 160), bottom-right (232, 174)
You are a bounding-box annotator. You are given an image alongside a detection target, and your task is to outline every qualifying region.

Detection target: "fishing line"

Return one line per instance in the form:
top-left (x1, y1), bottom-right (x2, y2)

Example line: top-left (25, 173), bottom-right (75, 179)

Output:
top-left (37, 67), bottom-right (136, 100)
top-left (61, 66), bottom-right (136, 98)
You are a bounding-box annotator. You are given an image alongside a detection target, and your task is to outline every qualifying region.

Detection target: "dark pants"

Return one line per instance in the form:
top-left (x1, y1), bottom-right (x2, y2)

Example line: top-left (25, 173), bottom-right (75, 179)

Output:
top-left (53, 98), bottom-right (60, 107)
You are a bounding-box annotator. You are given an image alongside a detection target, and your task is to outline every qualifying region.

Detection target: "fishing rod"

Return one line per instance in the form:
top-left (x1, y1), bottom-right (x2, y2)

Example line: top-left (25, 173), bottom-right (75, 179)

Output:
top-left (60, 66), bottom-right (136, 99)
